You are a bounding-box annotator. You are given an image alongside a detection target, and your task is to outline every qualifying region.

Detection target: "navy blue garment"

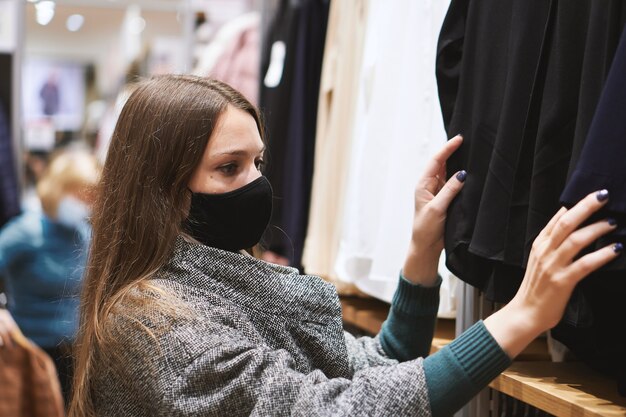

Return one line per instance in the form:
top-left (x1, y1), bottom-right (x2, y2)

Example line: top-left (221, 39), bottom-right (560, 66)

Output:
top-left (0, 101), bottom-right (20, 228)
top-left (560, 27), bottom-right (626, 255)
top-left (556, 27), bottom-right (626, 397)
top-left (259, 0), bottom-right (329, 268)
top-left (281, 0), bottom-right (328, 269)
top-left (259, 0), bottom-right (299, 261)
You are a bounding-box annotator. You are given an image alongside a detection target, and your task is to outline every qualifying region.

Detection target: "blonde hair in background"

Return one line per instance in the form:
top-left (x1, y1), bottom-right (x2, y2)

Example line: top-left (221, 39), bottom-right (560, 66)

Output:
top-left (36, 149), bottom-right (101, 219)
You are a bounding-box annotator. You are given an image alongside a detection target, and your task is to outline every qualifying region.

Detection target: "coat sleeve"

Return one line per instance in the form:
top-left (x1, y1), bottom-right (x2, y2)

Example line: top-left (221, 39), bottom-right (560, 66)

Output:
top-left (341, 274), bottom-right (442, 374)
top-left (331, 274), bottom-right (442, 375)
top-left (160, 328), bottom-right (432, 417)
top-left (343, 331), bottom-right (398, 372)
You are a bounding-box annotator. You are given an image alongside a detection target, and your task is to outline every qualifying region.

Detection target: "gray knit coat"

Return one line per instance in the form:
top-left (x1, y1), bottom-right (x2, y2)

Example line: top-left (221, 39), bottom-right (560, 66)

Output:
top-left (91, 237), bottom-right (431, 416)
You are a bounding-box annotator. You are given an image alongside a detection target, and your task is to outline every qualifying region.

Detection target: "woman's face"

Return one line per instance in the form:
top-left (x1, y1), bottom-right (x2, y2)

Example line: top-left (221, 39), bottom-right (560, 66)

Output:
top-left (188, 105), bottom-right (265, 194)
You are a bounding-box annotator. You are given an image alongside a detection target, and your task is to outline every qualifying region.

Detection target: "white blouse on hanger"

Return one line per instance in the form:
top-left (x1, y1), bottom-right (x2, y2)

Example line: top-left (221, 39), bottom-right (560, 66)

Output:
top-left (334, 0), bottom-right (457, 317)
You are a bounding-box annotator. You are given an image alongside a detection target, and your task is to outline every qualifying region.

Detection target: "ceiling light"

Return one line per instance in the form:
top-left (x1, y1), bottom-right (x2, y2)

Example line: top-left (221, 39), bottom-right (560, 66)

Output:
top-left (35, 1), bottom-right (55, 26)
top-left (66, 14), bottom-right (84, 32)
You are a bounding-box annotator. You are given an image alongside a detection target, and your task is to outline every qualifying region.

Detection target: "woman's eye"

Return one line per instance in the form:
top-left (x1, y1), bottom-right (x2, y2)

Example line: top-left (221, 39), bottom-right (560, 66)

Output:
top-left (218, 164), bottom-right (238, 175)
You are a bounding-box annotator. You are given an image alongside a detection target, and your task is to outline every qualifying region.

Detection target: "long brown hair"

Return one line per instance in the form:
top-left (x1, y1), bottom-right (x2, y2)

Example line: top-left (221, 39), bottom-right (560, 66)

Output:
top-left (68, 75), bottom-right (263, 417)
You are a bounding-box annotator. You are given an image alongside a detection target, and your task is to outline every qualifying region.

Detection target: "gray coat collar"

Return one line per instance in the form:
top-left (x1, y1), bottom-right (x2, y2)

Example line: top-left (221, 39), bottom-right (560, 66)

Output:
top-left (162, 237), bottom-right (342, 323)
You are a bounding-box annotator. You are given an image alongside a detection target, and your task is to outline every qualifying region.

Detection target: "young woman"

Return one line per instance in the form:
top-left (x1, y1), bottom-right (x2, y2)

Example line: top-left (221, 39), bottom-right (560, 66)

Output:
top-left (68, 75), bottom-right (620, 417)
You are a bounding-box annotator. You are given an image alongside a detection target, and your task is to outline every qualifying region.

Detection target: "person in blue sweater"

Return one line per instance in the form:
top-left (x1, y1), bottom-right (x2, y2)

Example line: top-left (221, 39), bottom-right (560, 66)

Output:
top-left (0, 149), bottom-right (101, 404)
top-left (66, 76), bottom-right (621, 417)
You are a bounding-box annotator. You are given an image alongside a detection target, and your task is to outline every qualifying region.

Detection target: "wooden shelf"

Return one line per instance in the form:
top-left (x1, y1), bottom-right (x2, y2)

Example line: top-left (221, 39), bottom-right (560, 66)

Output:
top-left (340, 296), bottom-right (456, 353)
top-left (339, 297), bottom-right (624, 416)
top-left (340, 296), bottom-right (389, 335)
top-left (490, 362), bottom-right (626, 417)
top-left (430, 318), bottom-right (455, 353)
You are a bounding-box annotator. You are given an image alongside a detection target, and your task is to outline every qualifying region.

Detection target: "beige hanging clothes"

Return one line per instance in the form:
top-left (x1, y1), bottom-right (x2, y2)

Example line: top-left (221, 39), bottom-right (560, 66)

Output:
top-left (331, 0), bottom-right (458, 319)
top-left (302, 0), bottom-right (370, 294)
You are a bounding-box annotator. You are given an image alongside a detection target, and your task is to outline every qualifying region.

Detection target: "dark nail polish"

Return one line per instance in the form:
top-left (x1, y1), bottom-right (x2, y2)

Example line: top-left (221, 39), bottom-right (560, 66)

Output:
top-left (456, 170), bottom-right (467, 182)
top-left (613, 243), bottom-right (623, 253)
top-left (608, 218), bottom-right (618, 226)
top-left (596, 189), bottom-right (610, 202)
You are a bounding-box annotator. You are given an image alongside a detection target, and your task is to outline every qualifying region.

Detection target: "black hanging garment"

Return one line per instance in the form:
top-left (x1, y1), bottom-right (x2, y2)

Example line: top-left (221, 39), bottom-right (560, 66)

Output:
top-left (437, 0), bottom-right (626, 392)
top-left (259, 0), bottom-right (329, 268)
top-left (437, 0), bottom-right (626, 302)
top-left (0, 101), bottom-right (20, 228)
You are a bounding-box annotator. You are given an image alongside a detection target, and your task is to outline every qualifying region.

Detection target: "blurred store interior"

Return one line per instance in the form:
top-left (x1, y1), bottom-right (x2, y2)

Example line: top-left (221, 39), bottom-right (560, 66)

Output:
top-left (1, 0), bottom-right (267, 212)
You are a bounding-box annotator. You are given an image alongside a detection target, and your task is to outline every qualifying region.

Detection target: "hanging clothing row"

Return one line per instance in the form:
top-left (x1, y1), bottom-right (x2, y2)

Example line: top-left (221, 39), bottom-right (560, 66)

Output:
top-left (259, 0), bottom-right (329, 271)
top-left (260, 0), bottom-right (459, 317)
top-left (208, 0), bottom-right (624, 390)
top-left (438, 0), bottom-right (626, 394)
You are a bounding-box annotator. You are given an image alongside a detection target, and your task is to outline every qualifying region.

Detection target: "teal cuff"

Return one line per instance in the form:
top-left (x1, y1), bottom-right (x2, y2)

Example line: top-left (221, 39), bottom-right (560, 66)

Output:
top-left (379, 272), bottom-right (442, 361)
top-left (393, 272), bottom-right (442, 317)
top-left (423, 321), bottom-right (512, 417)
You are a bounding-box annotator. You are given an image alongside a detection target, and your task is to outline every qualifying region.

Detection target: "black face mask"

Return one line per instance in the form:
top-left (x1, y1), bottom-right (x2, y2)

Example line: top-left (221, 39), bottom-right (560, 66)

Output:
top-left (184, 176), bottom-right (273, 252)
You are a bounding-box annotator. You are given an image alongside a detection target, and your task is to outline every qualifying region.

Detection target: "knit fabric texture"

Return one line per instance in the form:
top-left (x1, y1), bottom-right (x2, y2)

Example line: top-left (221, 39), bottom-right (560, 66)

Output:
top-left (91, 237), bottom-right (432, 416)
top-left (380, 274), bottom-right (441, 361)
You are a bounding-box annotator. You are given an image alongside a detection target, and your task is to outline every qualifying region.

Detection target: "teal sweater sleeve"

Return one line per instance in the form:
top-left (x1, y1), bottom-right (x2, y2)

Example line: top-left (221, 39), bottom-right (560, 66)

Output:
top-left (379, 273), bottom-right (441, 360)
top-left (379, 274), bottom-right (512, 417)
top-left (423, 321), bottom-right (512, 417)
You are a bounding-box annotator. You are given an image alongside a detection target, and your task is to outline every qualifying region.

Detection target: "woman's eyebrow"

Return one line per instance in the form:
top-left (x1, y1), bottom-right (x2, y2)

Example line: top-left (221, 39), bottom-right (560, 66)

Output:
top-left (214, 146), bottom-right (266, 157)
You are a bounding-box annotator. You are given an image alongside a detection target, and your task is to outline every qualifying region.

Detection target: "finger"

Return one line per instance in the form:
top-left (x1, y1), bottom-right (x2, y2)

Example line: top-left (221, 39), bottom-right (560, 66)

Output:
top-left (538, 207), bottom-right (568, 240)
top-left (433, 170), bottom-right (446, 193)
top-left (429, 170), bottom-right (467, 214)
top-left (566, 242), bottom-right (623, 284)
top-left (424, 163), bottom-right (449, 195)
top-left (426, 135), bottom-right (463, 176)
top-left (436, 164), bottom-right (447, 190)
top-left (421, 135), bottom-right (463, 193)
top-left (549, 190), bottom-right (610, 247)
top-left (556, 219), bottom-right (617, 262)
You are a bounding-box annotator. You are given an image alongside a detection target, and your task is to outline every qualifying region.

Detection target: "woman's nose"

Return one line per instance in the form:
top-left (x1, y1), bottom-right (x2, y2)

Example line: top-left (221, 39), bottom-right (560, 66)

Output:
top-left (246, 162), bottom-right (262, 183)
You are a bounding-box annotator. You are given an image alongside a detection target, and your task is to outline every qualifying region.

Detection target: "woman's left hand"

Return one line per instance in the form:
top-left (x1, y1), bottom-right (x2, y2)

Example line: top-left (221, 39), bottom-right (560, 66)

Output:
top-left (403, 135), bottom-right (465, 286)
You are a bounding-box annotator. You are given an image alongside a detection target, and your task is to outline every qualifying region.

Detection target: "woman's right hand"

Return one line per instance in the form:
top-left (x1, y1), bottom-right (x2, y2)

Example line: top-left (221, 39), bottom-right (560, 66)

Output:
top-left (484, 190), bottom-right (621, 358)
top-left (0, 308), bottom-right (19, 348)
